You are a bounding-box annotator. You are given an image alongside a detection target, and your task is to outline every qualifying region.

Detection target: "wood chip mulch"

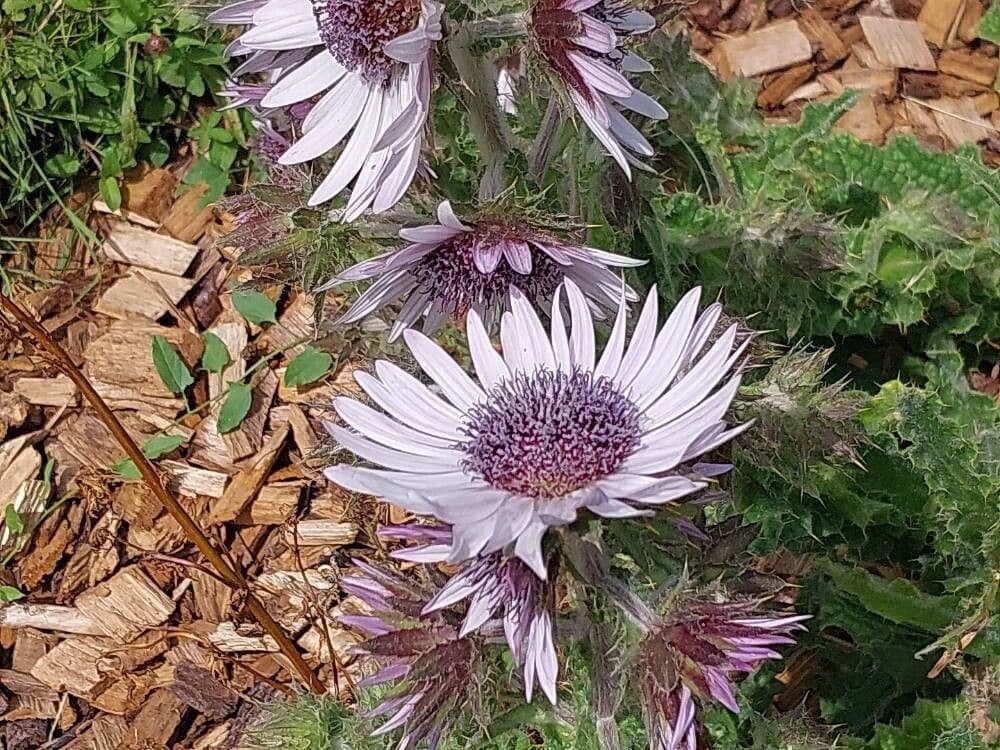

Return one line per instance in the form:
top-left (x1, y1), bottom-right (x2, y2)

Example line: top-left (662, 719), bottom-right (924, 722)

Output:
top-left (682, 0), bottom-right (1000, 161)
top-left (0, 164), bottom-right (376, 749)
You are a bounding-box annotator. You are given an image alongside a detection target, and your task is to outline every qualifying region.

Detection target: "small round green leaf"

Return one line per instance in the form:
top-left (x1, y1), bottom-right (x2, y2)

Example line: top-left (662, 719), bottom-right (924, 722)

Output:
top-left (284, 347), bottom-right (333, 388)
top-left (232, 289), bottom-right (277, 325)
top-left (218, 382), bottom-right (253, 434)
top-left (151, 335), bottom-right (194, 396)
top-left (201, 331), bottom-right (232, 373)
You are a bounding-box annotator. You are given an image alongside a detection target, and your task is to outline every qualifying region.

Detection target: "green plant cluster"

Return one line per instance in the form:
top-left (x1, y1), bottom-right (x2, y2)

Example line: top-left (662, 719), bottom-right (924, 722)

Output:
top-left (0, 0), bottom-right (239, 238)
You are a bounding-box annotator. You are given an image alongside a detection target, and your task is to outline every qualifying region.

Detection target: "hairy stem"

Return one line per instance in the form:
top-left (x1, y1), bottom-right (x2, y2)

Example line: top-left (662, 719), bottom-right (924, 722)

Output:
top-left (447, 23), bottom-right (513, 202)
top-left (530, 98), bottom-right (564, 182)
top-left (0, 292), bottom-right (332, 696)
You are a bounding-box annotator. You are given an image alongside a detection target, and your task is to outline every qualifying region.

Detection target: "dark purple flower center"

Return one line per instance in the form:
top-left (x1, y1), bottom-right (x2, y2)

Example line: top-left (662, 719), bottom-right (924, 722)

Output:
top-left (410, 234), bottom-right (564, 318)
top-left (312, 0), bottom-right (419, 83)
top-left (460, 369), bottom-right (642, 499)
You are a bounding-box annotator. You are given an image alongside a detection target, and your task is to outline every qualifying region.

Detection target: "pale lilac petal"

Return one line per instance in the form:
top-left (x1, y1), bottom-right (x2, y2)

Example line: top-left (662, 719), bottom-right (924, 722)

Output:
top-left (403, 329), bottom-right (486, 411)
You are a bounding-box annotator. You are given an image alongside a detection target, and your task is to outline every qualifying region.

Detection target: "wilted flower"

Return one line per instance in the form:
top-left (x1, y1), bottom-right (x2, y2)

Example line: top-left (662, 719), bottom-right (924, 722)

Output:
top-left (209, 0), bottom-right (443, 217)
top-left (320, 200), bottom-right (642, 339)
top-left (339, 558), bottom-right (480, 748)
top-left (325, 281), bottom-right (750, 579)
top-left (426, 551), bottom-right (559, 704)
top-left (635, 599), bottom-right (809, 750)
top-left (531, 0), bottom-right (666, 175)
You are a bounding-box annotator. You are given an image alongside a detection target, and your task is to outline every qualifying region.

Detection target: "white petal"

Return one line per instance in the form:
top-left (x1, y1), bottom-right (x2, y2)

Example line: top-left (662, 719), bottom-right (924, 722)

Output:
top-left (437, 200), bottom-right (471, 230)
top-left (333, 398), bottom-right (455, 454)
top-left (328, 424), bottom-right (461, 473)
top-left (262, 50), bottom-right (345, 108)
top-left (355, 367), bottom-right (463, 440)
top-left (644, 327), bottom-right (744, 425)
top-left (324, 465), bottom-right (435, 514)
top-left (564, 278), bottom-right (595, 371)
top-left (467, 309), bottom-right (510, 390)
top-left (593, 285), bottom-right (629, 379)
top-left (630, 287), bottom-right (702, 406)
top-left (615, 287), bottom-right (658, 388)
top-left (508, 286), bottom-right (556, 371)
top-left (308, 90), bottom-right (386, 206)
top-left (374, 360), bottom-right (467, 425)
top-left (404, 329), bottom-right (485, 411)
top-left (281, 75), bottom-right (368, 164)
top-left (239, 9), bottom-right (320, 50)
top-left (569, 90), bottom-right (631, 178)
top-left (514, 519), bottom-right (549, 579)
top-left (550, 286), bottom-right (572, 371)
top-left (566, 51), bottom-right (633, 98)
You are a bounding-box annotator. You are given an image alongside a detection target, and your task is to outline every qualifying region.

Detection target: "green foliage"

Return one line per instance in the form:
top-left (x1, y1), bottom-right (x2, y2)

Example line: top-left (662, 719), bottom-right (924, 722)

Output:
top-left (242, 694), bottom-right (354, 750)
top-left (853, 699), bottom-right (985, 750)
top-left (217, 382), bottom-right (253, 433)
top-left (201, 331), bottom-right (232, 373)
top-left (232, 289), bottom-right (279, 326)
top-left (285, 347), bottom-right (334, 387)
top-left (151, 335), bottom-right (194, 397)
top-left (0, 0), bottom-right (240, 239)
top-left (111, 433), bottom-right (185, 479)
top-left (640, 83), bottom-right (1000, 348)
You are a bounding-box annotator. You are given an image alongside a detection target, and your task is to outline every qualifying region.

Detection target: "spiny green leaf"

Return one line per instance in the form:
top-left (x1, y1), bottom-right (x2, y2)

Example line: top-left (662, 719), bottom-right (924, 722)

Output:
top-left (284, 346), bottom-right (333, 388)
top-left (232, 289), bottom-right (277, 325)
top-left (151, 335), bottom-right (194, 396)
top-left (821, 561), bottom-right (958, 633)
top-left (201, 331), bottom-right (232, 373)
top-left (218, 382), bottom-right (253, 434)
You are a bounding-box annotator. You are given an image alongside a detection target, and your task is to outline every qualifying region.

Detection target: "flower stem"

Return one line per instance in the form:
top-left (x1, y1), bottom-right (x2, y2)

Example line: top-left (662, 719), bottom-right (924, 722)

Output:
top-left (447, 22), bottom-right (513, 202)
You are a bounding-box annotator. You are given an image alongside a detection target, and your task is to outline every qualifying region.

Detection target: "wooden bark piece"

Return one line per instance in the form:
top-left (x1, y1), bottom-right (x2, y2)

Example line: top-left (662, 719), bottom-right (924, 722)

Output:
top-left (835, 93), bottom-right (890, 143)
top-left (169, 660), bottom-right (239, 719)
top-left (240, 481), bottom-right (302, 525)
top-left (266, 292), bottom-right (316, 360)
top-left (207, 424), bottom-right (290, 524)
top-left (757, 63), bottom-right (817, 108)
top-left (717, 20), bottom-right (813, 78)
top-left (860, 17), bottom-right (937, 71)
top-left (75, 565), bottom-right (175, 641)
top-left (0, 604), bottom-right (103, 635)
top-left (121, 168), bottom-right (176, 222)
top-left (162, 183), bottom-right (215, 243)
top-left (209, 622), bottom-right (280, 652)
top-left (101, 223), bottom-right (198, 276)
top-left (125, 689), bottom-right (188, 747)
top-left (927, 96), bottom-right (994, 144)
top-left (83, 320), bottom-right (202, 416)
top-left (937, 50), bottom-right (999, 86)
top-left (30, 635), bottom-right (115, 698)
top-left (94, 268), bottom-right (195, 321)
top-left (58, 715), bottom-right (128, 750)
top-left (285, 520), bottom-right (359, 547)
top-left (917, 0), bottom-right (966, 48)
top-left (12, 375), bottom-right (77, 406)
top-left (224, 369), bottom-right (278, 462)
top-left (799, 8), bottom-right (850, 66)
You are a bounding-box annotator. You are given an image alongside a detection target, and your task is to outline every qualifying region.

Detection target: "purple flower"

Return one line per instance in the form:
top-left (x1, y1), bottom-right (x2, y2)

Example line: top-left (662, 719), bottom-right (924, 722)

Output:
top-left (531, 0), bottom-right (667, 176)
top-left (424, 552), bottom-right (559, 704)
top-left (339, 558), bottom-right (479, 748)
top-left (209, 0), bottom-right (443, 217)
top-left (320, 200), bottom-right (643, 339)
top-left (635, 600), bottom-right (809, 750)
top-left (324, 281), bottom-right (750, 579)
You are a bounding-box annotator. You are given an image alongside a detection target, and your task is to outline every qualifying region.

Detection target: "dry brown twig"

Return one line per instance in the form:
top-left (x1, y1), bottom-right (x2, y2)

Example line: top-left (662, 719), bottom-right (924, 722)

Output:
top-left (0, 291), bottom-right (328, 696)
